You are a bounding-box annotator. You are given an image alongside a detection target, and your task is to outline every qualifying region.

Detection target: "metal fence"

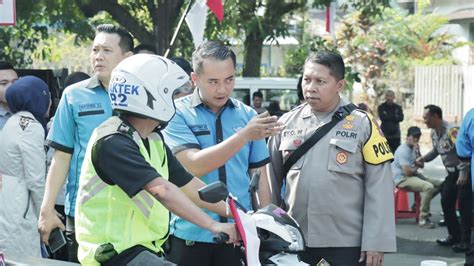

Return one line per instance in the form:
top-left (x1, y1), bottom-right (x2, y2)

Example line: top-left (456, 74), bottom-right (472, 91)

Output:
top-left (414, 65), bottom-right (474, 123)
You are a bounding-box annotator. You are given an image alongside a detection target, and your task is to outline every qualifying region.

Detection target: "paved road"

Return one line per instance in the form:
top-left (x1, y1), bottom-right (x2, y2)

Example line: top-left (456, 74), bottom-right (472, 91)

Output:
top-left (385, 146), bottom-right (466, 265)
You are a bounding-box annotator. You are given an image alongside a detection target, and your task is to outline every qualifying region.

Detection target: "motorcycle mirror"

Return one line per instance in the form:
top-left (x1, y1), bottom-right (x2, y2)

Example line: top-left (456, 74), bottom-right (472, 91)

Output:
top-left (198, 181), bottom-right (229, 203)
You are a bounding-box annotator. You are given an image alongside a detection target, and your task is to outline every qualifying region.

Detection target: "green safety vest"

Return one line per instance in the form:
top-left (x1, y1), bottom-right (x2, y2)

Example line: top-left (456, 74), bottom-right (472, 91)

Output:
top-left (75, 116), bottom-right (169, 265)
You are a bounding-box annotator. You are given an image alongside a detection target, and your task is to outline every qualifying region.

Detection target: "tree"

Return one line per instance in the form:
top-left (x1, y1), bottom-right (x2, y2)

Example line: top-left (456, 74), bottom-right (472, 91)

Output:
top-left (1, 0), bottom-right (189, 66)
top-left (337, 6), bottom-right (465, 106)
top-left (196, 0), bottom-right (308, 77)
top-left (74, 0), bottom-right (185, 55)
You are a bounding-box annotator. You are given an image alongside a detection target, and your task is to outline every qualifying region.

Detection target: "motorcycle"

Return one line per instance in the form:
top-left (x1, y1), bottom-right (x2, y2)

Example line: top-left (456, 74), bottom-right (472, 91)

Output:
top-left (198, 172), bottom-right (308, 266)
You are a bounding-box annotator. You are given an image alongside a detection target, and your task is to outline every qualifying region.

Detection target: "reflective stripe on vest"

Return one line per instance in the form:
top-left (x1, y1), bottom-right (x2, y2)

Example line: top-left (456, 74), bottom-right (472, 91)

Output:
top-left (75, 117), bottom-right (170, 265)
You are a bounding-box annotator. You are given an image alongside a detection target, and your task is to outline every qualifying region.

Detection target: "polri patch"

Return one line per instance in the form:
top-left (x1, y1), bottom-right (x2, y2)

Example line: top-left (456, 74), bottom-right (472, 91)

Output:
top-left (335, 130), bottom-right (358, 139)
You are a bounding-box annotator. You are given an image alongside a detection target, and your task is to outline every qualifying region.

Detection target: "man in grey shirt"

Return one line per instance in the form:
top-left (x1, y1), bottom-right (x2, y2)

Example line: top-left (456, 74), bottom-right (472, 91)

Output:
top-left (417, 105), bottom-right (471, 251)
top-left (392, 126), bottom-right (443, 228)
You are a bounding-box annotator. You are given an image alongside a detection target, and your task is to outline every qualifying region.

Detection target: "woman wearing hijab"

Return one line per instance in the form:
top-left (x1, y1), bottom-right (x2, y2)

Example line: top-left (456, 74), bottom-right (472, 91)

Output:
top-left (0, 76), bottom-right (51, 258)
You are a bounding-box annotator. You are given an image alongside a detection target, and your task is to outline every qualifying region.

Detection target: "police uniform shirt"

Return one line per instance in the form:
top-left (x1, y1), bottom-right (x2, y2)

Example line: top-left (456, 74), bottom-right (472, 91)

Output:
top-left (47, 75), bottom-right (113, 216)
top-left (424, 121), bottom-right (468, 173)
top-left (267, 98), bottom-right (396, 252)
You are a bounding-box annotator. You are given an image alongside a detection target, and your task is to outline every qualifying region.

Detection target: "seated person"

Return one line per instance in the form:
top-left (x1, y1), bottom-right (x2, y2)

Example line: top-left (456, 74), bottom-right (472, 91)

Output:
top-left (391, 126), bottom-right (443, 228)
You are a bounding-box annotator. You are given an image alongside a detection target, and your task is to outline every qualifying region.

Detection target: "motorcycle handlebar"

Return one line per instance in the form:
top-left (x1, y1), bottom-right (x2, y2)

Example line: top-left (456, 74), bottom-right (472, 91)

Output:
top-left (213, 232), bottom-right (229, 243)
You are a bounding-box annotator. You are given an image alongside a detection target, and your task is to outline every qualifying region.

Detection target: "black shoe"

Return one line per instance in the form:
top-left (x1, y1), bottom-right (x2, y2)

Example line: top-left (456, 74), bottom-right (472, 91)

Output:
top-left (436, 235), bottom-right (459, 246)
top-left (452, 242), bottom-right (470, 253)
top-left (438, 219), bottom-right (446, 226)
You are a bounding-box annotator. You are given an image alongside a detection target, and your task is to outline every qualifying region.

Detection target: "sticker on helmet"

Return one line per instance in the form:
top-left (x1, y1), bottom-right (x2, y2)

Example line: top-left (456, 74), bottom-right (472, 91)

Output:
top-left (110, 82), bottom-right (142, 107)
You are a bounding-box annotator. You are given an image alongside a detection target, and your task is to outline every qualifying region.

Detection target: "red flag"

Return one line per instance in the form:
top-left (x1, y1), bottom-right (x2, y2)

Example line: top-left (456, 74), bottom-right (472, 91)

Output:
top-left (325, 2), bottom-right (335, 33)
top-left (207, 0), bottom-right (223, 22)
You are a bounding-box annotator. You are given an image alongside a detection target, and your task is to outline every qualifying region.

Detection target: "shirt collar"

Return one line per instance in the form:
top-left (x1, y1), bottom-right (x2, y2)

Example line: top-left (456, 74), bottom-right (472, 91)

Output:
top-left (85, 75), bottom-right (104, 89)
top-left (0, 105), bottom-right (10, 117)
top-left (301, 96), bottom-right (346, 119)
top-left (189, 87), bottom-right (236, 109)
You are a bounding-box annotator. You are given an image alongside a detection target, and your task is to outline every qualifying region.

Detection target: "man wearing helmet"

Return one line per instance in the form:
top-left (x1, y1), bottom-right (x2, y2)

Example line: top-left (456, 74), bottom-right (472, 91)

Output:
top-left (39, 24), bottom-right (134, 262)
top-left (74, 54), bottom-right (238, 265)
top-left (163, 41), bottom-right (282, 266)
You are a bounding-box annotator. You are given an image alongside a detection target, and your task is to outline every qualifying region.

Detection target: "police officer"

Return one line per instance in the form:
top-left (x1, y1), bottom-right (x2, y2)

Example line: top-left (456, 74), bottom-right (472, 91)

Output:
top-left (74, 54), bottom-right (237, 265)
top-left (456, 108), bottom-right (474, 265)
top-left (267, 51), bottom-right (396, 266)
top-left (417, 104), bottom-right (471, 252)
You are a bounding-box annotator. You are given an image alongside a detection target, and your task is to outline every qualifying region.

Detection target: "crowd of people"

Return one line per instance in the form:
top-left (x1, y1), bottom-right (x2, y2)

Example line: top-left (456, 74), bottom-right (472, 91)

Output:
top-left (0, 23), bottom-right (472, 266)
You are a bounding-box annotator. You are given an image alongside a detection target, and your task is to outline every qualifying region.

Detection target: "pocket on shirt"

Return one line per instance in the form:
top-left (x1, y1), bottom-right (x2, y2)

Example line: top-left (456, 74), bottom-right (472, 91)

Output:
top-left (328, 138), bottom-right (357, 174)
top-left (279, 135), bottom-right (306, 170)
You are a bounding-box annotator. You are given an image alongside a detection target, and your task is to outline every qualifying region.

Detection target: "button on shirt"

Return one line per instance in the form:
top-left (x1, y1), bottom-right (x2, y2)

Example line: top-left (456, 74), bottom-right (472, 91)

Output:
top-left (163, 89), bottom-right (270, 243)
top-left (46, 76), bottom-right (113, 216)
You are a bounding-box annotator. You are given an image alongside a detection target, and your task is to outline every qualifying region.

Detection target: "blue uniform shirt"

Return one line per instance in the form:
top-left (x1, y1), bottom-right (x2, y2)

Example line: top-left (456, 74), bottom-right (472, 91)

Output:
top-left (47, 76), bottom-right (113, 216)
top-left (163, 89), bottom-right (270, 243)
top-left (456, 108), bottom-right (474, 211)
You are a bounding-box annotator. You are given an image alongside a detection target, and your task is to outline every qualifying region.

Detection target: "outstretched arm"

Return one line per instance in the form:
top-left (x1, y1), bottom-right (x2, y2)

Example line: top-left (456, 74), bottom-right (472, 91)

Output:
top-left (145, 178), bottom-right (237, 243)
top-left (176, 112), bottom-right (282, 177)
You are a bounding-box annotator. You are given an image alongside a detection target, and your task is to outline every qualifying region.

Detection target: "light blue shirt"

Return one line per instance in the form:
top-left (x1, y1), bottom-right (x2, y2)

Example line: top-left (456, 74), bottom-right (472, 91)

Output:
top-left (456, 108), bottom-right (474, 210)
top-left (163, 89), bottom-right (270, 243)
top-left (391, 143), bottom-right (416, 185)
top-left (47, 76), bottom-right (112, 216)
top-left (0, 105), bottom-right (11, 130)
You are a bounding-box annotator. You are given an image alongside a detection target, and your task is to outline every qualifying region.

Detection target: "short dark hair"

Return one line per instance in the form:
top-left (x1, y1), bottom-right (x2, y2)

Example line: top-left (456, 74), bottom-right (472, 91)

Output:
top-left (170, 57), bottom-right (193, 76)
top-left (252, 91), bottom-right (263, 99)
top-left (96, 24), bottom-right (134, 53)
top-left (192, 41), bottom-right (236, 75)
top-left (297, 76), bottom-right (304, 101)
top-left (305, 51), bottom-right (345, 81)
top-left (64, 71), bottom-right (90, 88)
top-left (133, 43), bottom-right (157, 55)
top-left (0, 61), bottom-right (15, 71)
top-left (424, 104), bottom-right (443, 119)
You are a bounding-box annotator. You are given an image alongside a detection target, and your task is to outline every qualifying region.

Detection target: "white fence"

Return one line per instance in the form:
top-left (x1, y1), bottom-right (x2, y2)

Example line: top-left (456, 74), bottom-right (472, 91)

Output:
top-left (414, 65), bottom-right (474, 123)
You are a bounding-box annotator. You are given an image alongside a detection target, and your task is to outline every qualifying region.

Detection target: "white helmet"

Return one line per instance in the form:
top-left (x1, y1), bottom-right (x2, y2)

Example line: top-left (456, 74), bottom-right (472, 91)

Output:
top-left (109, 54), bottom-right (190, 123)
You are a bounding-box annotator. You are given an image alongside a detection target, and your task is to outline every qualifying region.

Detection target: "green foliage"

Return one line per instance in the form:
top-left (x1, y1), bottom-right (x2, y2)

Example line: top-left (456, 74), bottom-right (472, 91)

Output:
top-left (0, 0), bottom-right (95, 67)
top-left (284, 36), bottom-right (334, 76)
top-left (283, 35), bottom-right (360, 91)
top-left (336, 6), bottom-right (465, 103)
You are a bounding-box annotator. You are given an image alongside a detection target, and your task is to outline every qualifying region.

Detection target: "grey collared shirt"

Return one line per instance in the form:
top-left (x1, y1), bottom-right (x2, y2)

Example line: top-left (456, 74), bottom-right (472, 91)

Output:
top-left (424, 121), bottom-right (469, 174)
top-left (268, 98), bottom-right (396, 252)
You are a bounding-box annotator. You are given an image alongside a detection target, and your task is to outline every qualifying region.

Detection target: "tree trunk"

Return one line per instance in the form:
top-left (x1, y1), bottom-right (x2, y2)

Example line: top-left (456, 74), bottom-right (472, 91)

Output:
top-left (242, 33), bottom-right (264, 77)
top-left (155, 0), bottom-right (183, 55)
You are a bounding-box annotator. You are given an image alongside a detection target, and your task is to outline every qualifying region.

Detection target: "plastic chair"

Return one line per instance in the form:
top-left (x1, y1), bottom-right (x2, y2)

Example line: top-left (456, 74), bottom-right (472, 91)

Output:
top-left (394, 187), bottom-right (421, 223)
